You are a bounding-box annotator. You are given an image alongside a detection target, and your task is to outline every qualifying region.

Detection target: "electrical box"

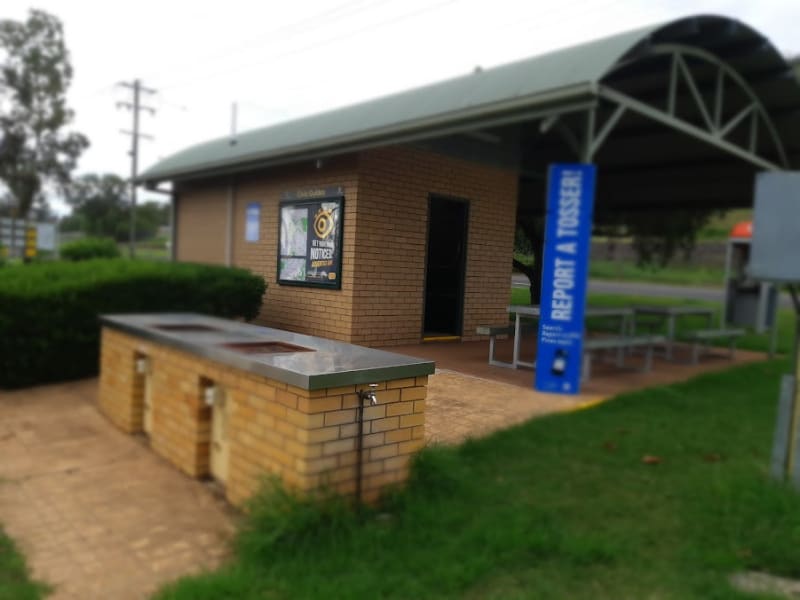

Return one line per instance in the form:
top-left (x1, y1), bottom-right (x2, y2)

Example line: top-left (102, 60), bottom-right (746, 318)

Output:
top-left (723, 221), bottom-right (778, 334)
top-left (749, 172), bottom-right (800, 487)
top-left (749, 172), bottom-right (800, 283)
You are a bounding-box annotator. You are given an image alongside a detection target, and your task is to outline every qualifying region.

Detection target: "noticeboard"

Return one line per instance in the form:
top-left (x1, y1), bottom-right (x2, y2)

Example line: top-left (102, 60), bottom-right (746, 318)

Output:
top-left (534, 164), bottom-right (596, 395)
top-left (277, 188), bottom-right (343, 289)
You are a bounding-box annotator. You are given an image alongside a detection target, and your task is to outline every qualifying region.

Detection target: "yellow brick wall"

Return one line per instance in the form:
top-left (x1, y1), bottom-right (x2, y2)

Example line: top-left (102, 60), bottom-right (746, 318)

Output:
top-left (231, 157), bottom-right (359, 341)
top-left (176, 156), bottom-right (359, 342)
top-left (99, 328), bottom-right (427, 506)
top-left (175, 181), bottom-right (229, 265)
top-left (354, 146), bottom-right (518, 345)
top-left (148, 352), bottom-right (212, 478)
top-left (98, 329), bottom-right (145, 433)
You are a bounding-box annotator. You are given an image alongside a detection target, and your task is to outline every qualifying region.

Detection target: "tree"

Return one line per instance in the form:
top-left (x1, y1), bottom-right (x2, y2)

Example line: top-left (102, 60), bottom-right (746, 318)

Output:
top-left (64, 173), bottom-right (167, 241)
top-left (64, 173), bottom-right (128, 239)
top-left (135, 201), bottom-right (170, 240)
top-left (514, 207), bottom-right (715, 305)
top-left (603, 209), bottom-right (716, 268)
top-left (0, 9), bottom-right (88, 251)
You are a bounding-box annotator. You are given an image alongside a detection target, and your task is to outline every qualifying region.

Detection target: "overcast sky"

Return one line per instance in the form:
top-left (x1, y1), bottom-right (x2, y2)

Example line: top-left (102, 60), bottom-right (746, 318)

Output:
top-left (4, 0), bottom-right (800, 213)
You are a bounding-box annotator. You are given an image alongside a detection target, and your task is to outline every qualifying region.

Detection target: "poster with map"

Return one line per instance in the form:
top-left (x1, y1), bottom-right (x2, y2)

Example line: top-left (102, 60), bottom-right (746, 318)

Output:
top-left (278, 190), bottom-right (343, 288)
top-left (280, 207), bottom-right (308, 256)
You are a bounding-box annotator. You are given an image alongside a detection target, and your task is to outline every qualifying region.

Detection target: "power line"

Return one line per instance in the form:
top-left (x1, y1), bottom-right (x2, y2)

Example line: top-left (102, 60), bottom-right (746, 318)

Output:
top-left (127, 0), bottom-right (670, 159)
top-left (142, 0), bottom-right (395, 83)
top-left (195, 0), bottom-right (624, 122)
top-left (159, 0), bottom-right (463, 91)
top-left (158, 0), bottom-right (633, 138)
top-left (117, 79), bottom-right (156, 258)
top-left (73, 82), bottom-right (117, 103)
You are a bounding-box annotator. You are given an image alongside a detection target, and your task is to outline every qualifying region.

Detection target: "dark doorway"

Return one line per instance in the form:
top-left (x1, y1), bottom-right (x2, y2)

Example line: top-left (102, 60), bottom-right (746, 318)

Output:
top-left (423, 196), bottom-right (469, 338)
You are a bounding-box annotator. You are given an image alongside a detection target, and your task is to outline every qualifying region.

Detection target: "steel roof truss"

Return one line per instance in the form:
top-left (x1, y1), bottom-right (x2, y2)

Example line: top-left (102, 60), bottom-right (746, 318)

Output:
top-left (676, 53), bottom-right (715, 131)
top-left (599, 86), bottom-right (781, 171)
top-left (588, 104), bottom-right (626, 159)
top-left (718, 103), bottom-right (755, 138)
top-left (597, 43), bottom-right (788, 170)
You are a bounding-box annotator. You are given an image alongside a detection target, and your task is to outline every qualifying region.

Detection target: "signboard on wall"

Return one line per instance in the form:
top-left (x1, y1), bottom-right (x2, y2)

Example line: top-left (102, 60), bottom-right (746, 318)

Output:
top-left (278, 187), bottom-right (344, 289)
top-left (534, 164), bottom-right (596, 395)
top-left (245, 203), bottom-right (260, 242)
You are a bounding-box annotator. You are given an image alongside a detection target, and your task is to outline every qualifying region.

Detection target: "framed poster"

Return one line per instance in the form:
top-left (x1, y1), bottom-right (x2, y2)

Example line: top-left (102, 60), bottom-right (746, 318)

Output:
top-left (278, 188), bottom-right (344, 289)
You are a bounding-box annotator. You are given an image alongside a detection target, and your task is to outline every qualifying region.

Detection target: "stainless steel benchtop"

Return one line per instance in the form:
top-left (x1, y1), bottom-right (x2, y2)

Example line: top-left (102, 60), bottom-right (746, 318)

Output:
top-left (101, 313), bottom-right (435, 391)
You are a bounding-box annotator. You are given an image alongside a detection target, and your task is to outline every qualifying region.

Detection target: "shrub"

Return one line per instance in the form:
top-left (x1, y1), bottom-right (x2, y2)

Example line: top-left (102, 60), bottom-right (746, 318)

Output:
top-left (0, 259), bottom-right (266, 388)
top-left (60, 237), bottom-right (121, 261)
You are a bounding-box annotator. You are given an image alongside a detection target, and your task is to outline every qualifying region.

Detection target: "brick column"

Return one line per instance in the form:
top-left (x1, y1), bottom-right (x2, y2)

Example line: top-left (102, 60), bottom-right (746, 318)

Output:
top-left (98, 329), bottom-right (145, 433)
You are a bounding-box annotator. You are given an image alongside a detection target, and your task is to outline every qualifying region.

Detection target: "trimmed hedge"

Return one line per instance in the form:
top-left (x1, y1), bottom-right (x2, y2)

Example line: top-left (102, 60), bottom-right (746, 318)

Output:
top-left (0, 259), bottom-right (266, 389)
top-left (60, 237), bottom-right (121, 261)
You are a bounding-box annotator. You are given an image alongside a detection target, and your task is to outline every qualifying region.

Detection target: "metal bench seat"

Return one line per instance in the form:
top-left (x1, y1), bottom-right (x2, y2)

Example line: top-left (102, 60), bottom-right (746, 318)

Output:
top-left (680, 328), bottom-right (746, 364)
top-left (476, 323), bottom-right (537, 368)
top-left (582, 335), bottom-right (666, 381)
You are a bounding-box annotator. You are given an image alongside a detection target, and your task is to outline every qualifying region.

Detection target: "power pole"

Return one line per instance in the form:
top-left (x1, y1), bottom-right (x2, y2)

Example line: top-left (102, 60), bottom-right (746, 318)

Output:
top-left (117, 79), bottom-right (156, 258)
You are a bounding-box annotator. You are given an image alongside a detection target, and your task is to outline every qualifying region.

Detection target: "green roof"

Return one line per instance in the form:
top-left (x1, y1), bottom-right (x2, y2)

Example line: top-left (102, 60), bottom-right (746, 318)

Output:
top-left (139, 15), bottom-right (794, 184)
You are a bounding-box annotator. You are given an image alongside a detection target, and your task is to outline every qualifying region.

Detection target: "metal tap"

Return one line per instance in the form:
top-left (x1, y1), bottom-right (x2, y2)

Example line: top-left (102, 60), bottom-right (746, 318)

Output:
top-left (359, 383), bottom-right (379, 406)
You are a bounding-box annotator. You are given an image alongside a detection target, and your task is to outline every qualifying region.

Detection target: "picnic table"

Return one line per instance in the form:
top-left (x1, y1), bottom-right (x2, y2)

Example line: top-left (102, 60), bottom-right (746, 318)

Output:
top-left (505, 305), bottom-right (636, 370)
top-left (631, 305), bottom-right (715, 360)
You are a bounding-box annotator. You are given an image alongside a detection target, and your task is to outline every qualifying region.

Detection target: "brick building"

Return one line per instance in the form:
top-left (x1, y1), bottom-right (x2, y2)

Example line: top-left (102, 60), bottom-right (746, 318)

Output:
top-left (140, 15), bottom-right (800, 346)
top-left (168, 147), bottom-right (517, 346)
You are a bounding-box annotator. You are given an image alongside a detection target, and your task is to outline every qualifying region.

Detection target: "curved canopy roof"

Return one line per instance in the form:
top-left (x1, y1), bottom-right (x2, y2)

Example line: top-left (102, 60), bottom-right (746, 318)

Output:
top-left (140, 14), bottom-right (800, 197)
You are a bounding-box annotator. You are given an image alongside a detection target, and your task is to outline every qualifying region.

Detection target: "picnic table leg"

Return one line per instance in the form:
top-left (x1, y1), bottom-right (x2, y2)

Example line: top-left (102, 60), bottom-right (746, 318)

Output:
top-left (512, 313), bottom-right (521, 368)
top-left (666, 315), bottom-right (676, 360)
top-left (582, 351), bottom-right (592, 382)
top-left (769, 324), bottom-right (778, 359)
top-left (643, 345), bottom-right (653, 372)
top-left (619, 315), bottom-right (628, 359)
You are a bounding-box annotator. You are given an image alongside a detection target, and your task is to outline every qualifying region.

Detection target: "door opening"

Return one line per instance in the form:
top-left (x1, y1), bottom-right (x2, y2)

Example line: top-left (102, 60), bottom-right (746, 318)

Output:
top-left (423, 196), bottom-right (468, 339)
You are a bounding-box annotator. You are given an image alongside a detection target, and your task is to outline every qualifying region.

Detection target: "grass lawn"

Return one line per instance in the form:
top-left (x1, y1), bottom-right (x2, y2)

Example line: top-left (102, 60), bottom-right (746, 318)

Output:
top-left (514, 255), bottom-right (729, 288)
top-left (589, 259), bottom-right (725, 287)
top-left (0, 526), bottom-right (48, 600)
top-left (515, 252), bottom-right (728, 287)
top-left (155, 356), bottom-right (800, 599)
top-left (115, 240), bottom-right (169, 261)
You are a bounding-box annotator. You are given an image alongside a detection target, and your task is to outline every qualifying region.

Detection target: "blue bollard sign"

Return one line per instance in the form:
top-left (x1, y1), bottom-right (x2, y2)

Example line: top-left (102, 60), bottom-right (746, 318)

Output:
top-left (534, 164), bottom-right (596, 394)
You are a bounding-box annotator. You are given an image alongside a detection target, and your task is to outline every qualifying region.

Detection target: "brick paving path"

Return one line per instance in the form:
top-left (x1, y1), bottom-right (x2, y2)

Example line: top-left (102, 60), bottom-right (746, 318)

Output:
top-left (425, 369), bottom-right (590, 444)
top-left (0, 380), bottom-right (236, 600)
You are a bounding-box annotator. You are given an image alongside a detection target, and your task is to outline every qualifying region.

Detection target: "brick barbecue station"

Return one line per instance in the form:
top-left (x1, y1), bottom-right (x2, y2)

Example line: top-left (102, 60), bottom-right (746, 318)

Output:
top-left (98, 314), bottom-right (434, 506)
